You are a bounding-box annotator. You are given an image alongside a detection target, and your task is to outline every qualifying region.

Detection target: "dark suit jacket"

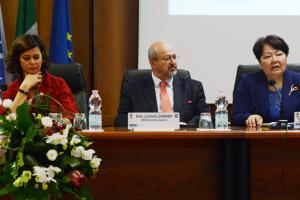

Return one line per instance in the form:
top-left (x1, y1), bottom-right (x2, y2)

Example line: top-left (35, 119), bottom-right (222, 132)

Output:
top-left (114, 74), bottom-right (210, 127)
top-left (231, 69), bottom-right (300, 126)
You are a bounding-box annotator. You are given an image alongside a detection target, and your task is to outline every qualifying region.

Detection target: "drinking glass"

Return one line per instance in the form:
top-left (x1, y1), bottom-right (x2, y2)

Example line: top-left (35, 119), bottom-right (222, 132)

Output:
top-left (48, 113), bottom-right (63, 125)
top-left (199, 112), bottom-right (213, 129)
top-left (73, 113), bottom-right (87, 130)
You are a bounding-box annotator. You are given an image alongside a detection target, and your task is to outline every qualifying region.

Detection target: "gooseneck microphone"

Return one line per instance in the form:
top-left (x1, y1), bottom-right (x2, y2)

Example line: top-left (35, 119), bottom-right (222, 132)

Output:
top-left (0, 84), bottom-right (7, 103)
top-left (268, 79), bottom-right (282, 103)
top-left (0, 84), bottom-right (7, 99)
top-left (268, 79), bottom-right (288, 129)
top-left (0, 84), bottom-right (7, 92)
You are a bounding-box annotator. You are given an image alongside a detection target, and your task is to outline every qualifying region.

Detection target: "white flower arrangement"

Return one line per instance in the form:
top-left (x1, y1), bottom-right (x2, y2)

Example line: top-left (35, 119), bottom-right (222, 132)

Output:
top-left (2, 99), bottom-right (12, 108)
top-left (46, 149), bottom-right (58, 161)
top-left (90, 157), bottom-right (102, 169)
top-left (41, 116), bottom-right (53, 127)
top-left (0, 103), bottom-right (101, 200)
top-left (33, 165), bottom-right (61, 184)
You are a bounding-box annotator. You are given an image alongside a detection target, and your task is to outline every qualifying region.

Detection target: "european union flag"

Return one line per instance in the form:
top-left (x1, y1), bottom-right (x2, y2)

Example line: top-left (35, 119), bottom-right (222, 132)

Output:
top-left (50, 0), bottom-right (74, 64)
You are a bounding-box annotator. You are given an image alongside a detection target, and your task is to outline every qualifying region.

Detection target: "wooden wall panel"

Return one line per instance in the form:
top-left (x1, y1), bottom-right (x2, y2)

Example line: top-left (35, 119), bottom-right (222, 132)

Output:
top-left (69, 0), bottom-right (93, 91)
top-left (1, 0), bottom-right (139, 126)
top-left (88, 138), bottom-right (221, 200)
top-left (36, 0), bottom-right (52, 47)
top-left (1, 0), bottom-right (52, 49)
top-left (251, 140), bottom-right (285, 200)
top-left (1, 0), bottom-right (92, 91)
top-left (0, 0), bottom-right (18, 48)
top-left (93, 0), bottom-right (139, 126)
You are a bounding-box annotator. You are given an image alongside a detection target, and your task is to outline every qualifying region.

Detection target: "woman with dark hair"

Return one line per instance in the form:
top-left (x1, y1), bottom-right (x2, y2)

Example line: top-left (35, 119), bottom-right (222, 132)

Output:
top-left (232, 34), bottom-right (300, 127)
top-left (2, 34), bottom-right (78, 117)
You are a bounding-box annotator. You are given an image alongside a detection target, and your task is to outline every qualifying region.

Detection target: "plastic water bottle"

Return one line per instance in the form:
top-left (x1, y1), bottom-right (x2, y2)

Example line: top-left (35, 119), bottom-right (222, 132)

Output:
top-left (215, 91), bottom-right (228, 129)
top-left (88, 90), bottom-right (102, 130)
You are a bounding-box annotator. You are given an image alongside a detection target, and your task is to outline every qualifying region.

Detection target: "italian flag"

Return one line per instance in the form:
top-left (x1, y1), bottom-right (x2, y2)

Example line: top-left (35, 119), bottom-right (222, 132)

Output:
top-left (15, 0), bottom-right (37, 37)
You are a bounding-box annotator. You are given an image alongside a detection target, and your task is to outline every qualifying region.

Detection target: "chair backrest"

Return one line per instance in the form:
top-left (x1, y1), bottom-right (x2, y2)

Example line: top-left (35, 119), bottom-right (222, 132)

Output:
top-left (48, 63), bottom-right (88, 116)
top-left (233, 63), bottom-right (300, 95)
top-left (121, 69), bottom-right (191, 92)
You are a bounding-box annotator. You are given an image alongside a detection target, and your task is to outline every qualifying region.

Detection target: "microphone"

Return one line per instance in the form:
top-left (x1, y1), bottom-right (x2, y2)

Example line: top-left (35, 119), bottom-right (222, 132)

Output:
top-left (0, 84), bottom-right (7, 92)
top-left (268, 80), bottom-right (288, 129)
top-left (0, 84), bottom-right (7, 101)
top-left (268, 80), bottom-right (282, 102)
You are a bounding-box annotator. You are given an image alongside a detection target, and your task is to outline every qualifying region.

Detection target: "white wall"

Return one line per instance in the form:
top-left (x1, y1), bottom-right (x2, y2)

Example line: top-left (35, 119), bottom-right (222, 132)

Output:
top-left (138, 0), bottom-right (300, 103)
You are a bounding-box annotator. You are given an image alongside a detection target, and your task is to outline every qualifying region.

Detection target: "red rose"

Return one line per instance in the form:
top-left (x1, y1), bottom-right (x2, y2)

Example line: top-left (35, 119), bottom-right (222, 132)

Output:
top-left (68, 170), bottom-right (87, 188)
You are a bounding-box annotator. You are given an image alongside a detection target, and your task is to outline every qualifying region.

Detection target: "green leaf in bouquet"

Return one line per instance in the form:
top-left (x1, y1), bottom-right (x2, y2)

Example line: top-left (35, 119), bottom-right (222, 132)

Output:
top-left (23, 154), bottom-right (40, 168)
top-left (61, 185), bottom-right (81, 199)
top-left (16, 103), bottom-right (33, 133)
top-left (14, 126), bottom-right (39, 168)
top-left (0, 167), bottom-right (13, 183)
top-left (82, 165), bottom-right (94, 179)
top-left (0, 116), bottom-right (17, 133)
top-left (61, 175), bottom-right (71, 184)
top-left (24, 141), bottom-right (52, 156)
top-left (24, 141), bottom-right (52, 164)
top-left (74, 184), bottom-right (94, 200)
top-left (82, 141), bottom-right (93, 148)
top-left (61, 184), bottom-right (94, 200)
top-left (8, 130), bottom-right (24, 149)
top-left (0, 184), bottom-right (17, 196)
top-left (16, 151), bottom-right (24, 168)
top-left (31, 93), bottom-right (51, 116)
top-left (24, 126), bottom-right (39, 142)
top-left (62, 155), bottom-right (82, 169)
top-left (9, 161), bottom-right (20, 179)
top-left (13, 186), bottom-right (51, 200)
top-left (48, 182), bottom-right (62, 199)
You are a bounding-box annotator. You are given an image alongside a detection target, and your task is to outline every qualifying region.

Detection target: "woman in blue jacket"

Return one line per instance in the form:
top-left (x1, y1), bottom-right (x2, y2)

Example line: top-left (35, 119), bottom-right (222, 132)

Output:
top-left (232, 35), bottom-right (300, 127)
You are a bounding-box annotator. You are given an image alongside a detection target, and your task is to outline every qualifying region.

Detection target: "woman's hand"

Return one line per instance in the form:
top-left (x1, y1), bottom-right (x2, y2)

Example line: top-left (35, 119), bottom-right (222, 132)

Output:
top-left (20, 72), bottom-right (43, 92)
top-left (246, 114), bottom-right (263, 127)
top-left (10, 72), bottom-right (43, 113)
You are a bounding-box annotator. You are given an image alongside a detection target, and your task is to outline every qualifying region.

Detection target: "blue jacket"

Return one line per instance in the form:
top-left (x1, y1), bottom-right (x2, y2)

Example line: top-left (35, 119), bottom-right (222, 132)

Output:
top-left (114, 74), bottom-right (210, 127)
top-left (231, 69), bottom-right (300, 126)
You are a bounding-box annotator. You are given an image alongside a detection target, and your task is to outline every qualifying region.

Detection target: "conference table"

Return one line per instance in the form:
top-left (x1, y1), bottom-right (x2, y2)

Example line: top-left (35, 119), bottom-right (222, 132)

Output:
top-left (4, 127), bottom-right (300, 200)
top-left (79, 127), bottom-right (300, 200)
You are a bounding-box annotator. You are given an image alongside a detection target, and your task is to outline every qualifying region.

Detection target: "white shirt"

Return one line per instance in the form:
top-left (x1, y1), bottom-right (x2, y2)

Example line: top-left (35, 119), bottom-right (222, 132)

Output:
top-left (152, 72), bottom-right (174, 112)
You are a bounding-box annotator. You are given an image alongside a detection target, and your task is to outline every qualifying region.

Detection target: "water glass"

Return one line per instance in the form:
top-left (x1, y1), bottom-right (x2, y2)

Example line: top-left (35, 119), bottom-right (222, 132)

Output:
top-left (199, 112), bottom-right (213, 129)
top-left (48, 113), bottom-right (63, 125)
top-left (73, 113), bottom-right (87, 130)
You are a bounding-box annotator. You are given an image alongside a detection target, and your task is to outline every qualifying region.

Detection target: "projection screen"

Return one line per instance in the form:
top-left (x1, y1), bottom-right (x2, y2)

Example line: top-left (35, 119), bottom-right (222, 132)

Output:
top-left (138, 0), bottom-right (300, 102)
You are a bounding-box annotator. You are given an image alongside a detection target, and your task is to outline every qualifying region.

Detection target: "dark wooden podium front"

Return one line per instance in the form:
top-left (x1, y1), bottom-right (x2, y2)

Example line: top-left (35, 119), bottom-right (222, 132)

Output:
top-left (246, 129), bottom-right (300, 200)
top-left (84, 128), bottom-right (244, 200)
top-left (84, 128), bottom-right (300, 200)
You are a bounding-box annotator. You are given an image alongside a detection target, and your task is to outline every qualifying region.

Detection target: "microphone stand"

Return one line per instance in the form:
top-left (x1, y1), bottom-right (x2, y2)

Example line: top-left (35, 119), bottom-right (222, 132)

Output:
top-left (268, 80), bottom-right (288, 129)
top-left (0, 84), bottom-right (7, 101)
top-left (268, 80), bottom-right (288, 198)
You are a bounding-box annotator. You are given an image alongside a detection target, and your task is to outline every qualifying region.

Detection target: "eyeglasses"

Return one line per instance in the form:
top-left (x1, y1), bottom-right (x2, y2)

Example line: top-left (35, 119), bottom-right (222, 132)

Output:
top-left (158, 54), bottom-right (179, 62)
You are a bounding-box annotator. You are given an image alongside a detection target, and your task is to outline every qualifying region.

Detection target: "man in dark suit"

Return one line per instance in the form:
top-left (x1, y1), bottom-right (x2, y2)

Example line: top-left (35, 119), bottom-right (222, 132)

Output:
top-left (114, 41), bottom-right (210, 127)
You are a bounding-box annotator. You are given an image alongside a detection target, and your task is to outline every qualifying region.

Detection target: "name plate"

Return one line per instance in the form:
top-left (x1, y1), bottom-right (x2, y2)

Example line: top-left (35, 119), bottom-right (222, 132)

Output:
top-left (294, 112), bottom-right (300, 129)
top-left (128, 112), bottom-right (180, 131)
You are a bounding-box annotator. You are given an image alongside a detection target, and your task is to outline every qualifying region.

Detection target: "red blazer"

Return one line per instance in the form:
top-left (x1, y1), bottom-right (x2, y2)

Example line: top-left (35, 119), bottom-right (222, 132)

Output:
top-left (1, 71), bottom-right (78, 118)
